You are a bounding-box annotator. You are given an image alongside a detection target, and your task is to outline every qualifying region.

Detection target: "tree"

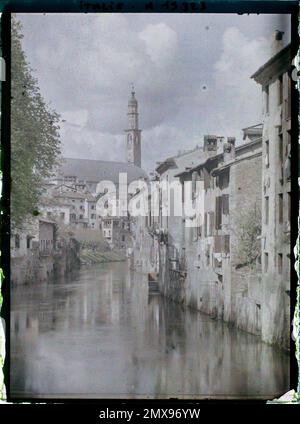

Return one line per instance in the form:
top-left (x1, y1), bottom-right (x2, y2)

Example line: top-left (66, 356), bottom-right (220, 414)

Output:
top-left (11, 17), bottom-right (61, 230)
top-left (231, 202), bottom-right (262, 268)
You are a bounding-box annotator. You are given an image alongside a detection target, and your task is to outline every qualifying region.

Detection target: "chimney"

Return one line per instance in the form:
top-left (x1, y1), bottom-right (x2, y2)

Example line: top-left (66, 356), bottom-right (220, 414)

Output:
top-left (216, 136), bottom-right (225, 155)
top-left (271, 30), bottom-right (284, 55)
top-left (203, 135), bottom-right (218, 156)
top-left (223, 137), bottom-right (236, 162)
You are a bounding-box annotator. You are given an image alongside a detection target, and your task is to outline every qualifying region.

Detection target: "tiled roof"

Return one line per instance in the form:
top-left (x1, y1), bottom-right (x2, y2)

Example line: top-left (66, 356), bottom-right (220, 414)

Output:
top-left (57, 157), bottom-right (148, 185)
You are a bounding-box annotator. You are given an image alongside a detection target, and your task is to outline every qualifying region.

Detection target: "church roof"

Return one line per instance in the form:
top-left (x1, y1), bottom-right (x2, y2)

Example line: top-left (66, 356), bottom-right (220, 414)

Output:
top-left (57, 157), bottom-right (148, 185)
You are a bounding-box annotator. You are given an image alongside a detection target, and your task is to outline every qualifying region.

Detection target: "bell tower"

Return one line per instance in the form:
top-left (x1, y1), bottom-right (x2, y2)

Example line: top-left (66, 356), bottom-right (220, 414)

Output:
top-left (125, 85), bottom-right (142, 167)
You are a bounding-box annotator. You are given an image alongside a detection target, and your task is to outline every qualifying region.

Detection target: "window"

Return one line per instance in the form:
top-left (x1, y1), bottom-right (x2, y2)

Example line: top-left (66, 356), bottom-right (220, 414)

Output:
top-left (70, 213), bottom-right (76, 220)
top-left (278, 193), bottom-right (283, 224)
top-left (264, 252), bottom-right (269, 273)
top-left (214, 235), bottom-right (222, 253)
top-left (122, 235), bottom-right (125, 242)
top-left (192, 171), bottom-right (198, 198)
top-left (278, 74), bottom-right (283, 105)
top-left (104, 220), bottom-right (111, 228)
top-left (265, 140), bottom-right (269, 167)
top-left (264, 85), bottom-right (269, 114)
top-left (278, 133), bottom-right (284, 184)
top-left (208, 211), bottom-right (215, 236)
top-left (265, 197), bottom-right (269, 225)
top-left (279, 133), bottom-right (283, 164)
top-left (204, 212), bottom-right (207, 237)
top-left (47, 211), bottom-right (52, 217)
top-left (91, 205), bottom-right (95, 210)
top-left (222, 194), bottom-right (229, 215)
top-left (203, 168), bottom-right (211, 190)
top-left (286, 75), bottom-right (291, 119)
top-left (60, 212), bottom-right (65, 219)
top-left (215, 196), bottom-right (222, 230)
top-left (79, 214), bottom-right (83, 219)
top-left (286, 131), bottom-right (291, 156)
top-left (288, 192), bottom-right (291, 223)
top-left (91, 214), bottom-right (96, 219)
top-left (278, 253), bottom-right (283, 274)
top-left (224, 235), bottom-right (230, 254)
top-left (219, 169), bottom-right (229, 190)
top-left (80, 205), bottom-right (84, 210)
top-left (26, 236), bottom-right (31, 249)
top-left (15, 234), bottom-right (20, 249)
top-left (206, 245), bottom-right (210, 266)
top-left (214, 235), bottom-right (229, 254)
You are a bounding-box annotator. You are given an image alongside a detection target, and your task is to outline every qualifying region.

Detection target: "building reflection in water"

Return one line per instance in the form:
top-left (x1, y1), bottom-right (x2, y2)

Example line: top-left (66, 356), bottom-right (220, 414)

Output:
top-left (11, 262), bottom-right (289, 398)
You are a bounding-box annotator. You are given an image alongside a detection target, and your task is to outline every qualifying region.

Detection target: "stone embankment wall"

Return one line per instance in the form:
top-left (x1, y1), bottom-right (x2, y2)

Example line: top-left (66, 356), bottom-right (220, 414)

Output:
top-left (11, 238), bottom-right (80, 285)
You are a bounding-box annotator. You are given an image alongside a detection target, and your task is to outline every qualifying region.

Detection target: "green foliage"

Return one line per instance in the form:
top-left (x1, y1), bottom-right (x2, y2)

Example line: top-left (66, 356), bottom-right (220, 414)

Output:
top-left (11, 17), bottom-right (61, 230)
top-left (232, 202), bottom-right (262, 268)
top-left (71, 227), bottom-right (110, 250)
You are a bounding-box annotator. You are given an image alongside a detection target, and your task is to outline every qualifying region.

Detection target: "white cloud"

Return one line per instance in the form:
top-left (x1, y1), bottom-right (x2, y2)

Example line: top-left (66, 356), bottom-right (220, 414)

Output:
top-left (138, 23), bottom-right (178, 67)
top-left (214, 27), bottom-right (270, 90)
top-left (62, 109), bottom-right (89, 127)
top-left (60, 118), bottom-right (125, 162)
top-left (212, 27), bottom-right (271, 134)
top-left (17, 14), bottom-right (291, 171)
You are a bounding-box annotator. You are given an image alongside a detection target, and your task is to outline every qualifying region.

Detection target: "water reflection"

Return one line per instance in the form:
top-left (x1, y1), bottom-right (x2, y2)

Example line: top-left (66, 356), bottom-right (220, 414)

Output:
top-left (11, 262), bottom-right (289, 398)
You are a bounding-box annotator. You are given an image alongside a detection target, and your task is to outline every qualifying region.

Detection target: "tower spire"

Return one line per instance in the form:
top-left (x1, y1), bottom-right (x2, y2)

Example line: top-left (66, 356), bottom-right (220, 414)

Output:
top-left (125, 85), bottom-right (142, 167)
top-left (131, 82), bottom-right (135, 96)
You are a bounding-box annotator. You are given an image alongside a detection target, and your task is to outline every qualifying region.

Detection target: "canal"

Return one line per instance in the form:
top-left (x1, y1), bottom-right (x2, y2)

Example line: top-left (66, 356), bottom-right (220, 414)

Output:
top-left (10, 261), bottom-right (289, 399)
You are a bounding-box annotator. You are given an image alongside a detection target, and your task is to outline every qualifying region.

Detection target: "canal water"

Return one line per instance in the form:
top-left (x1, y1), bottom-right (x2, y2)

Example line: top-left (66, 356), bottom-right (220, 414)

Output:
top-left (11, 261), bottom-right (289, 399)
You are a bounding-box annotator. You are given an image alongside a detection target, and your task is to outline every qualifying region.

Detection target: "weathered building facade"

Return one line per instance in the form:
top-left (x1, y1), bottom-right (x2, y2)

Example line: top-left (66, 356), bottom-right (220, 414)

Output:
top-left (129, 34), bottom-right (292, 350)
top-left (172, 133), bottom-right (262, 332)
top-left (252, 39), bottom-right (292, 349)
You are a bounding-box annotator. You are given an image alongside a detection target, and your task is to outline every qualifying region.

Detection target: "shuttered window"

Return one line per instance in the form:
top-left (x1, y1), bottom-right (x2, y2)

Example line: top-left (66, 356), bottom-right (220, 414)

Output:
top-left (214, 235), bottom-right (222, 253)
top-left (219, 169), bottom-right (230, 189)
top-left (222, 194), bottom-right (229, 215)
top-left (215, 196), bottom-right (222, 230)
top-left (214, 235), bottom-right (230, 254)
top-left (208, 211), bottom-right (214, 236)
top-left (204, 168), bottom-right (211, 190)
top-left (278, 193), bottom-right (283, 223)
top-left (224, 235), bottom-right (230, 254)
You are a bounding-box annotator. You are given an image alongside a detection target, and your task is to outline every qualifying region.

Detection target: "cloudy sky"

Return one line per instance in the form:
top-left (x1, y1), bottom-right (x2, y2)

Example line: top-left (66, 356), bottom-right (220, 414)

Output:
top-left (17, 13), bottom-right (290, 172)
